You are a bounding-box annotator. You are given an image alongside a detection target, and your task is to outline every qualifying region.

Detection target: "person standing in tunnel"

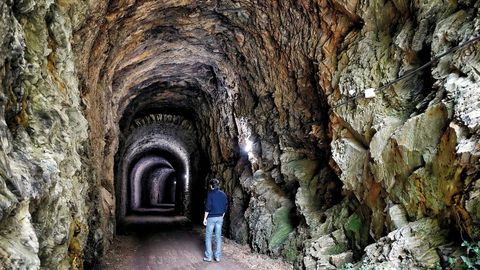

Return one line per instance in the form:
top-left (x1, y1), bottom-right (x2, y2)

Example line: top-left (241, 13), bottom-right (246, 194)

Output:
top-left (203, 178), bottom-right (228, 262)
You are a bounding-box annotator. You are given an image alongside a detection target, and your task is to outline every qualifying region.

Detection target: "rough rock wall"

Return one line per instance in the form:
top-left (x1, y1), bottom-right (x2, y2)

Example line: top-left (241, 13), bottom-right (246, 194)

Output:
top-left (224, 1), bottom-right (480, 268)
top-left (0, 0), bottom-right (479, 269)
top-left (328, 1), bottom-right (480, 268)
top-left (0, 0), bottom-right (91, 269)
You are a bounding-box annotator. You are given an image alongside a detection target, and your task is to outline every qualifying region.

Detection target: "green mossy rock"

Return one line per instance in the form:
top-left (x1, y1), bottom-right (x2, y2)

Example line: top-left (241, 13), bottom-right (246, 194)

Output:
top-left (269, 206), bottom-right (294, 250)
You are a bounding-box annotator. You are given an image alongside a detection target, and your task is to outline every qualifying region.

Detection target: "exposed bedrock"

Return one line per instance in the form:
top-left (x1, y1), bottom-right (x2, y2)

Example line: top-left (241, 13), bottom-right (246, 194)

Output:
top-left (0, 0), bottom-right (479, 269)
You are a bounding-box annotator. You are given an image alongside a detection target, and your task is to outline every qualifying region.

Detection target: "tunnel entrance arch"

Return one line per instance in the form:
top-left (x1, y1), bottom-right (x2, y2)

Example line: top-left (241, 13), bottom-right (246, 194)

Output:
top-left (128, 153), bottom-right (184, 215)
top-left (115, 121), bottom-right (204, 229)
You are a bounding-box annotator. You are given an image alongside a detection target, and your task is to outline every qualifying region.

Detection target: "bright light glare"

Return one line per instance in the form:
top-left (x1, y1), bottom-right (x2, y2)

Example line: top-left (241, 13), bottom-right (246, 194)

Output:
top-left (184, 173), bottom-right (189, 191)
top-left (244, 139), bottom-right (253, 153)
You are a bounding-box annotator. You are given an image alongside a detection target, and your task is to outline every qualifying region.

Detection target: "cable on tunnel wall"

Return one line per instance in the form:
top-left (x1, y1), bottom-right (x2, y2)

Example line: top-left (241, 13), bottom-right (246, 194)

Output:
top-left (331, 36), bottom-right (480, 109)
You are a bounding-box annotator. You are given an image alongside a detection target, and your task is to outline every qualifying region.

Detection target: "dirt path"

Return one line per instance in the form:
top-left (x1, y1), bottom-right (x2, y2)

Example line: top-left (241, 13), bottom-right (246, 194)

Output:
top-left (102, 226), bottom-right (293, 270)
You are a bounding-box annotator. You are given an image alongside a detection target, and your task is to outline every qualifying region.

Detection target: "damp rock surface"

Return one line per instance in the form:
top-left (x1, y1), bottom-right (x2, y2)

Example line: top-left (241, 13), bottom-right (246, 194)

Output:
top-left (0, 0), bottom-right (479, 269)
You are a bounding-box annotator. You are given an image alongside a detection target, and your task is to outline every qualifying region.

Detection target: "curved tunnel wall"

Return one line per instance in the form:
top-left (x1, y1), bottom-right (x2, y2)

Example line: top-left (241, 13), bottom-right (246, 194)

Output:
top-left (145, 167), bottom-right (176, 206)
top-left (0, 0), bottom-right (479, 269)
top-left (116, 120), bottom-right (200, 226)
top-left (129, 155), bottom-right (175, 211)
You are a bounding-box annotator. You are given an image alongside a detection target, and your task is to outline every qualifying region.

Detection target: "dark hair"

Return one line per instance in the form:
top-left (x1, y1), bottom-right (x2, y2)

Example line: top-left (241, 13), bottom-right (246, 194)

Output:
top-left (209, 178), bottom-right (220, 190)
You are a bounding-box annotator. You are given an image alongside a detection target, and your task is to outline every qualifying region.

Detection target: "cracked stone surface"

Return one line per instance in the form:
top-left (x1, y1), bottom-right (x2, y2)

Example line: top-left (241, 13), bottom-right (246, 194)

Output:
top-left (0, 0), bottom-right (479, 269)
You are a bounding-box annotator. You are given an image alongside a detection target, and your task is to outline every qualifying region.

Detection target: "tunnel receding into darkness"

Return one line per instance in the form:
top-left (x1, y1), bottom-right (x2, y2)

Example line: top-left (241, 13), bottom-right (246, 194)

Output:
top-left (2, 0), bottom-right (480, 269)
top-left (115, 103), bottom-right (207, 228)
top-left (80, 1), bottom-right (347, 266)
top-left (106, 20), bottom-right (242, 232)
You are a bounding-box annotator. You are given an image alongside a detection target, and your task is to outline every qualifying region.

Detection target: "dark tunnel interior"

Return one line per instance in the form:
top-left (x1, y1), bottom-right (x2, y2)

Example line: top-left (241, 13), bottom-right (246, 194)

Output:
top-left (2, 1), bottom-right (480, 269)
top-left (129, 154), bottom-right (179, 214)
top-left (114, 93), bottom-right (212, 230)
top-left (98, 3), bottom-right (244, 234)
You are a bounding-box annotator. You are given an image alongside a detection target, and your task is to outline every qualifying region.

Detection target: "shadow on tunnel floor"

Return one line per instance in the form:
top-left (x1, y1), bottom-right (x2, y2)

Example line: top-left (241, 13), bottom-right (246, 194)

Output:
top-left (88, 222), bottom-right (207, 270)
top-left (116, 218), bottom-right (205, 235)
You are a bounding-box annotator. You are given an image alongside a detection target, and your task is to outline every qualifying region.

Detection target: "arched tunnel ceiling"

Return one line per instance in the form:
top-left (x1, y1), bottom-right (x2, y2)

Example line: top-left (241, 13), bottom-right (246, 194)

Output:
top-left (77, 0), bottom-right (340, 129)
top-left (76, 1), bottom-right (342, 198)
top-left (77, 0), bottom-right (355, 227)
top-left (72, 0), bottom-right (480, 266)
top-left (1, 0), bottom-right (479, 268)
top-left (117, 118), bottom-right (200, 225)
top-left (84, 2), bottom-right (246, 123)
top-left (101, 1), bottom-right (245, 225)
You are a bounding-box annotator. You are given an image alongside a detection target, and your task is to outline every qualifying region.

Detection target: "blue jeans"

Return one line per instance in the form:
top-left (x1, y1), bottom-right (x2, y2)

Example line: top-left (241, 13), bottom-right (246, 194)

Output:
top-left (204, 216), bottom-right (223, 260)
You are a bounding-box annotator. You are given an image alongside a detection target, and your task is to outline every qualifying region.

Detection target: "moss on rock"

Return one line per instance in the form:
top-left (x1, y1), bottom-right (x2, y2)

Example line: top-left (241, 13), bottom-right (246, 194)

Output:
top-left (269, 206), bottom-right (294, 250)
top-left (344, 211), bottom-right (370, 252)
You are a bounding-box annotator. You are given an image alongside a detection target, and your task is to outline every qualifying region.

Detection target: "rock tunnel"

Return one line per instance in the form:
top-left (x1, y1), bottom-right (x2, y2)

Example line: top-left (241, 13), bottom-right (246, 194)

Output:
top-left (0, 0), bottom-right (480, 269)
top-left (116, 110), bottom-right (203, 225)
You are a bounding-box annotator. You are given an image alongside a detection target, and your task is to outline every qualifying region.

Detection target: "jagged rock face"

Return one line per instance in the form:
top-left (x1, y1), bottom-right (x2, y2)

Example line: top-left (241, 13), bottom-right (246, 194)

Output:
top-left (0, 0), bottom-right (479, 269)
top-left (0, 0), bottom-right (90, 269)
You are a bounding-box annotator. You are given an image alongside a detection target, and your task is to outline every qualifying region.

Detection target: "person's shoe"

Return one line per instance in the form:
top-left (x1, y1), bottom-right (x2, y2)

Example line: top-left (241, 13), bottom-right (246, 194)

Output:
top-left (214, 258), bottom-right (221, 262)
top-left (203, 257), bottom-right (212, 262)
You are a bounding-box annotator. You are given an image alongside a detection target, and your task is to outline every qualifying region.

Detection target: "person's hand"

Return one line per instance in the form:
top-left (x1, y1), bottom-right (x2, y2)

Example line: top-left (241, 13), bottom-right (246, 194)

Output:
top-left (203, 219), bottom-right (207, 226)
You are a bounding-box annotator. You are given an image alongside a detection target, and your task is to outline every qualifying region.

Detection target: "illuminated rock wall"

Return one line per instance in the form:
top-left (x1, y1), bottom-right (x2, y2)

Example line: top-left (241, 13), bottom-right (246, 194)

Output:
top-left (0, 0), bottom-right (479, 269)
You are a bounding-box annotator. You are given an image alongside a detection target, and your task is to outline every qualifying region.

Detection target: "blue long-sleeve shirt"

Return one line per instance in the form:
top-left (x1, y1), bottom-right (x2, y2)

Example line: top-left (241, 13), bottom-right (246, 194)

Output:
top-left (205, 189), bottom-right (228, 218)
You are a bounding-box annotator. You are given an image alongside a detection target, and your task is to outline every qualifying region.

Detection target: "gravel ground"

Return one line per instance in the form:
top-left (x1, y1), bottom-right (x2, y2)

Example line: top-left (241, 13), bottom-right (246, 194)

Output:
top-left (102, 225), bottom-right (293, 270)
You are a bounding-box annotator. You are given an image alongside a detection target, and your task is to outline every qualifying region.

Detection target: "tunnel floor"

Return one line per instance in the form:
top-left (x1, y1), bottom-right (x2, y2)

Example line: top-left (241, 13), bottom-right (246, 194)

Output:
top-left (101, 225), bottom-right (292, 270)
